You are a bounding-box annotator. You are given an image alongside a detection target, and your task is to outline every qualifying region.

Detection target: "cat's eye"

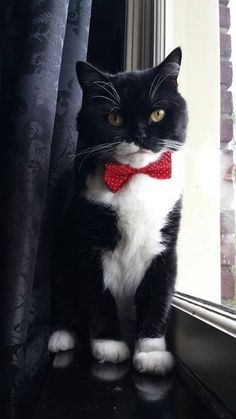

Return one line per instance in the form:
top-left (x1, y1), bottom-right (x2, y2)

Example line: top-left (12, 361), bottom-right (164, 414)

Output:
top-left (150, 109), bottom-right (165, 123)
top-left (108, 113), bottom-right (123, 126)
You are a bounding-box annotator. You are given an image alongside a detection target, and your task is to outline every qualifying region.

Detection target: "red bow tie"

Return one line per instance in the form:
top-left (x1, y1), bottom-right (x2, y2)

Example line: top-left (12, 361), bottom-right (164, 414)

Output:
top-left (104, 151), bottom-right (172, 192)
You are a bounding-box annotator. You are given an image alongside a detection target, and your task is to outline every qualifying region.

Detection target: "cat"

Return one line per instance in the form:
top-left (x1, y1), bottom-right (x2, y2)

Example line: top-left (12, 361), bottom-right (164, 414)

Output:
top-left (48, 47), bottom-right (188, 375)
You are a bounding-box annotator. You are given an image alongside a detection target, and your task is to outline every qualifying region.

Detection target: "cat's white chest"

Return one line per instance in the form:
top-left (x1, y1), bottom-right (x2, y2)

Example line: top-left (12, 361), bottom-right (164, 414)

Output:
top-left (85, 151), bottom-right (183, 302)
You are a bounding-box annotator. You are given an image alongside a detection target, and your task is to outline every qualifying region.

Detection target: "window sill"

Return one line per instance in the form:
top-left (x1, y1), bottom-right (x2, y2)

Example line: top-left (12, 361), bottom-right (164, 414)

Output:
top-left (172, 292), bottom-right (236, 338)
top-left (169, 293), bottom-right (236, 417)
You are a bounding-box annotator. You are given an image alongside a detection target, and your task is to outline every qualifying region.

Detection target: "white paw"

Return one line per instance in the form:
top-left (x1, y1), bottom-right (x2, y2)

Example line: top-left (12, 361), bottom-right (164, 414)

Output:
top-left (133, 337), bottom-right (174, 375)
top-left (48, 330), bottom-right (76, 353)
top-left (91, 339), bottom-right (130, 363)
top-left (133, 351), bottom-right (174, 375)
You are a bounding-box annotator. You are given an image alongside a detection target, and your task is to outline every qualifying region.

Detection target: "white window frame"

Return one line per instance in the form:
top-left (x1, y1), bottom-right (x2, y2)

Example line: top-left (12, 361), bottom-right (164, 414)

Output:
top-left (173, 292), bottom-right (236, 338)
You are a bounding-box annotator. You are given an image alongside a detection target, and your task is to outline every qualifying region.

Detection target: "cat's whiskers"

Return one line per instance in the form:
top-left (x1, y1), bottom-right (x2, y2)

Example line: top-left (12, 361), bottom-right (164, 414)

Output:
top-left (106, 82), bottom-right (121, 104)
top-left (93, 81), bottom-right (121, 105)
top-left (73, 138), bottom-right (122, 159)
top-left (64, 144), bottom-right (110, 170)
top-left (91, 147), bottom-right (118, 162)
top-left (157, 140), bottom-right (193, 156)
top-left (70, 144), bottom-right (109, 158)
top-left (150, 71), bottom-right (178, 101)
top-left (110, 106), bottom-right (121, 112)
top-left (151, 100), bottom-right (180, 108)
top-left (66, 145), bottom-right (110, 169)
top-left (148, 73), bottom-right (161, 99)
top-left (157, 139), bottom-right (182, 152)
top-left (78, 142), bottom-right (121, 171)
top-left (87, 95), bottom-right (119, 108)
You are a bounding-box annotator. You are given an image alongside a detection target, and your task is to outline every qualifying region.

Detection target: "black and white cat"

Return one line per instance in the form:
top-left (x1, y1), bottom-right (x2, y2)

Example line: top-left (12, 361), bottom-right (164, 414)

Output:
top-left (48, 48), bottom-right (188, 375)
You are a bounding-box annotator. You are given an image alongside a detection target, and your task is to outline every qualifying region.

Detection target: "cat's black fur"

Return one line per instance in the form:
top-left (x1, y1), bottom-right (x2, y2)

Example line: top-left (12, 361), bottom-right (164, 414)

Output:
top-left (51, 48), bottom-right (188, 361)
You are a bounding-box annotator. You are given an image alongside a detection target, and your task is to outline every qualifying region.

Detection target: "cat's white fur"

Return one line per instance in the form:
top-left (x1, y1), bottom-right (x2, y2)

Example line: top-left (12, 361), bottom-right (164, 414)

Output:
top-left (85, 145), bottom-right (184, 301)
top-left (48, 330), bottom-right (76, 353)
top-left (133, 350), bottom-right (175, 375)
top-left (133, 337), bottom-right (174, 374)
top-left (91, 339), bottom-right (130, 363)
top-left (114, 142), bottom-right (160, 168)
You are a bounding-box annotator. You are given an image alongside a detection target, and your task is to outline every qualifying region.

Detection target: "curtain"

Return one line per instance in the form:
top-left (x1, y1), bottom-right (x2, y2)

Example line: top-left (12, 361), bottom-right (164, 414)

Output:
top-left (0, 1), bottom-right (92, 418)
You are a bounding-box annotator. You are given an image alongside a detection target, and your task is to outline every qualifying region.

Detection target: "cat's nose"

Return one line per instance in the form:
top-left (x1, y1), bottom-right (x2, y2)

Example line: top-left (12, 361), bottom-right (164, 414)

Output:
top-left (134, 132), bottom-right (147, 146)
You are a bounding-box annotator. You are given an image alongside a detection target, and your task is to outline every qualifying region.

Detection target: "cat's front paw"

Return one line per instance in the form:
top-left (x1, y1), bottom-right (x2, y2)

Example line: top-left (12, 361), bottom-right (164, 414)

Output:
top-left (133, 338), bottom-right (174, 375)
top-left (48, 330), bottom-right (76, 353)
top-left (91, 339), bottom-right (130, 363)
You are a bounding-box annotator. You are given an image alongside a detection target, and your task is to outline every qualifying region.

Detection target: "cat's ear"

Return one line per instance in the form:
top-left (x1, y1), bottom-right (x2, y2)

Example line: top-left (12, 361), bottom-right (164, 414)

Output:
top-left (76, 61), bottom-right (108, 91)
top-left (158, 47), bottom-right (182, 79)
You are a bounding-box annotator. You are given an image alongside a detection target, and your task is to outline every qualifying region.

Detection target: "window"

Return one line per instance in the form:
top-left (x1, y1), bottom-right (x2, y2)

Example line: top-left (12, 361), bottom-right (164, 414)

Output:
top-left (164, 0), bottom-right (236, 311)
top-left (163, 0), bottom-right (236, 414)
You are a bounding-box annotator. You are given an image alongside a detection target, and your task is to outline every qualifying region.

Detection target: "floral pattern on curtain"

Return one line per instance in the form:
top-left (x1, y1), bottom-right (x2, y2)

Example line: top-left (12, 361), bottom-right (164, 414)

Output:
top-left (0, 1), bottom-right (92, 418)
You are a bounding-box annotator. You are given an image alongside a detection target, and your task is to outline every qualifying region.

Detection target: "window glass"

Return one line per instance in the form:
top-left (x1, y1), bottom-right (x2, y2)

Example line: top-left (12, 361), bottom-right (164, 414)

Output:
top-left (166, 0), bottom-right (236, 309)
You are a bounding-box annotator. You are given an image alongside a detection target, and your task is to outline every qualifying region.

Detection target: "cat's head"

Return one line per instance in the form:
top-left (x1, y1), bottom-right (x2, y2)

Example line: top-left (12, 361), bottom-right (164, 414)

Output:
top-left (76, 47), bottom-right (187, 168)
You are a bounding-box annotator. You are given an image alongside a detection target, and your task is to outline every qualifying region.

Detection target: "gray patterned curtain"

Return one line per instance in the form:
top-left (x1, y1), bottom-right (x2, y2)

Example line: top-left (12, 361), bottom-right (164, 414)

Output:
top-left (0, 1), bottom-right (92, 418)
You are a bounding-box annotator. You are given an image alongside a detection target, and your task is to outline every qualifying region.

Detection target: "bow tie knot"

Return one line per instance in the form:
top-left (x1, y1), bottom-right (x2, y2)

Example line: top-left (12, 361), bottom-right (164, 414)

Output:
top-left (104, 151), bottom-right (172, 192)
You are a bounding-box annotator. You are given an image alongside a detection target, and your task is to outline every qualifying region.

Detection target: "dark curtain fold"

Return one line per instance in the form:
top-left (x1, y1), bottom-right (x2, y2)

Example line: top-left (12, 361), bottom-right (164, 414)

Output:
top-left (0, 1), bottom-right (92, 417)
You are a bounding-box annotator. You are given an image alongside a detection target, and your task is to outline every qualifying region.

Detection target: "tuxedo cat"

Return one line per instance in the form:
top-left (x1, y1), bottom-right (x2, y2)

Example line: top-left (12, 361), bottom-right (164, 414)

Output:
top-left (48, 47), bottom-right (188, 375)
